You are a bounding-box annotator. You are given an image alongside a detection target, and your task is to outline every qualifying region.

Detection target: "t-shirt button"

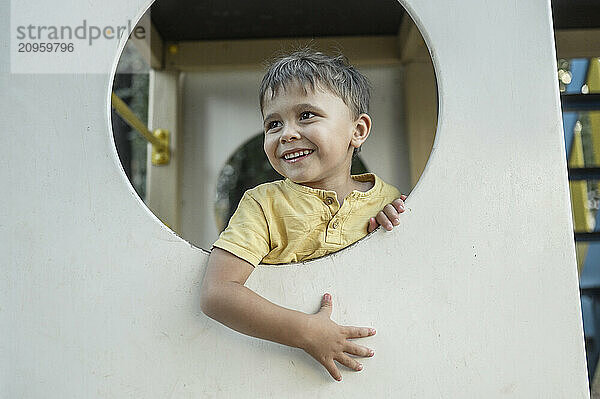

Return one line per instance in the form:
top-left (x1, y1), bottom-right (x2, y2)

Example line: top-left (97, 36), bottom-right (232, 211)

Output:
top-left (325, 197), bottom-right (334, 205)
top-left (332, 220), bottom-right (339, 229)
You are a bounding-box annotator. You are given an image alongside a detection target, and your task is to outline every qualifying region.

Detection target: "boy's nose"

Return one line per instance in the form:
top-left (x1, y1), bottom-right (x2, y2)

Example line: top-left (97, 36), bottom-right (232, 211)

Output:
top-left (280, 125), bottom-right (301, 143)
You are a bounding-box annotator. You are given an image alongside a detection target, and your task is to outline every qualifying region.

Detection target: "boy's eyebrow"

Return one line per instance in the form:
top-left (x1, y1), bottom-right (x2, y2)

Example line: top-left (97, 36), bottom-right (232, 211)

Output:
top-left (263, 103), bottom-right (325, 123)
top-left (263, 113), bottom-right (277, 124)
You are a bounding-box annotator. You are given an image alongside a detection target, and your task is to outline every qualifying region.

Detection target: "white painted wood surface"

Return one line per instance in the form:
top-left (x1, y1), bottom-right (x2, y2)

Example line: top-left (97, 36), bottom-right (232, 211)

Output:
top-left (1, 0), bottom-right (589, 397)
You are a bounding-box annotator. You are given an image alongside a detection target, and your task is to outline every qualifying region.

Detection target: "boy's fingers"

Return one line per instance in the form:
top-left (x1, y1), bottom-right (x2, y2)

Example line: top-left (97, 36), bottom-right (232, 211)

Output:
top-left (392, 198), bottom-right (405, 213)
top-left (324, 359), bottom-right (342, 381)
top-left (384, 204), bottom-right (400, 226)
top-left (344, 342), bottom-right (374, 358)
top-left (318, 293), bottom-right (333, 317)
top-left (344, 326), bottom-right (376, 339)
top-left (376, 211), bottom-right (393, 231)
top-left (367, 217), bottom-right (378, 233)
top-left (400, 194), bottom-right (407, 201)
top-left (335, 354), bottom-right (363, 372)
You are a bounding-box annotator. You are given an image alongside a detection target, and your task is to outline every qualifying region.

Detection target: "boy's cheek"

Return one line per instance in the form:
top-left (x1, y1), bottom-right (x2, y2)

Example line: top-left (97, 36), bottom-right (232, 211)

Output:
top-left (263, 146), bottom-right (277, 165)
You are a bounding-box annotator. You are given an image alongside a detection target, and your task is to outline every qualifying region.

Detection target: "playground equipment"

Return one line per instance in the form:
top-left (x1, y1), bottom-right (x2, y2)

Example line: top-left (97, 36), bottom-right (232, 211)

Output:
top-left (2, 0), bottom-right (590, 397)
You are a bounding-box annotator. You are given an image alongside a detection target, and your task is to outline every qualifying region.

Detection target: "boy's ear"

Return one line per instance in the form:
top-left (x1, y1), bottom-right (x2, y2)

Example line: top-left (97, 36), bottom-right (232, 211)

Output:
top-left (351, 113), bottom-right (372, 149)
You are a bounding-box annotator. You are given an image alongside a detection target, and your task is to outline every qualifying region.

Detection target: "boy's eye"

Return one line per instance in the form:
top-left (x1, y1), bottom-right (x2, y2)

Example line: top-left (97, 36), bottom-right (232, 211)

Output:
top-left (300, 111), bottom-right (315, 120)
top-left (266, 121), bottom-right (281, 130)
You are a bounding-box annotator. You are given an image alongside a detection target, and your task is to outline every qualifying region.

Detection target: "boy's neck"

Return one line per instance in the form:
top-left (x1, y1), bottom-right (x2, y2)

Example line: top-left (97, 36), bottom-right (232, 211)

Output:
top-left (300, 174), bottom-right (373, 205)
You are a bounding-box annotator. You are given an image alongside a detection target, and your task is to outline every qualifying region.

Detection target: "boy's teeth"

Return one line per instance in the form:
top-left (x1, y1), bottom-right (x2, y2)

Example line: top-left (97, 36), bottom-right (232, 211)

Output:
top-left (284, 150), bottom-right (312, 159)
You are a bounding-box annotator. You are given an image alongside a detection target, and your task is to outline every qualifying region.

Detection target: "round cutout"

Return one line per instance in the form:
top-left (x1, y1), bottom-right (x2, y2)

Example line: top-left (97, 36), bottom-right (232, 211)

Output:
top-left (109, 0), bottom-right (439, 253)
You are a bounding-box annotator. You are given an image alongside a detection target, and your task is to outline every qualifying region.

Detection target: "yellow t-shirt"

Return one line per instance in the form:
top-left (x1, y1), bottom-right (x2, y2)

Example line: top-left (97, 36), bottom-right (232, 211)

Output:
top-left (212, 173), bottom-right (401, 266)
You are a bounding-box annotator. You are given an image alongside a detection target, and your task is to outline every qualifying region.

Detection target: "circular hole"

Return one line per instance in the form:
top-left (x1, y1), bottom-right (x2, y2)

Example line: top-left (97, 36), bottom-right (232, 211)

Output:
top-left (109, 0), bottom-right (439, 258)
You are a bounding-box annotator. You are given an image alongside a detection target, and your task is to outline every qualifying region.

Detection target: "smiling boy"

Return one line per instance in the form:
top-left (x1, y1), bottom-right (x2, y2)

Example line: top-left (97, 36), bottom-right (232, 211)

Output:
top-left (200, 49), bottom-right (406, 381)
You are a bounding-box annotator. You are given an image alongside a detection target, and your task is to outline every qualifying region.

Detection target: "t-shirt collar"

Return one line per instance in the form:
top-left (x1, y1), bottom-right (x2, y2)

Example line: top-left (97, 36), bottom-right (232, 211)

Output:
top-left (283, 173), bottom-right (381, 200)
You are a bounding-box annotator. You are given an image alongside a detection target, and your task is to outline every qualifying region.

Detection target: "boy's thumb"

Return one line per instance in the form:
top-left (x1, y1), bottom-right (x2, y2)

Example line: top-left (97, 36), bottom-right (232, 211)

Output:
top-left (319, 293), bottom-right (333, 316)
top-left (368, 217), bottom-right (379, 233)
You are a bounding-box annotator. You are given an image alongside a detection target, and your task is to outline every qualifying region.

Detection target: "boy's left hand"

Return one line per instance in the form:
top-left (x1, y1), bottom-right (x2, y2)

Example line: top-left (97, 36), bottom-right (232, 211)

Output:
top-left (367, 194), bottom-right (407, 233)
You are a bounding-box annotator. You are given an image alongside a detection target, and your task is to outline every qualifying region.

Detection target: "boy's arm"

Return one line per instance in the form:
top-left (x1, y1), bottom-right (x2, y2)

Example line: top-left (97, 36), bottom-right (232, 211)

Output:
top-left (200, 247), bottom-right (375, 381)
top-left (367, 194), bottom-right (407, 233)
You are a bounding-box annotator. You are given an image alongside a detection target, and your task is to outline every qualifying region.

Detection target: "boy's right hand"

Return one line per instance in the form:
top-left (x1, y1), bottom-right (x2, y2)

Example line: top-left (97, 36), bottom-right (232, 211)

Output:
top-left (300, 293), bottom-right (376, 381)
top-left (367, 194), bottom-right (408, 233)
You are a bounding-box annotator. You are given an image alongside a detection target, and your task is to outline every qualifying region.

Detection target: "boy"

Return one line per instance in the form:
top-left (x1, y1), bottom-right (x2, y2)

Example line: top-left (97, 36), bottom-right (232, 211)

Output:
top-left (200, 49), bottom-right (406, 382)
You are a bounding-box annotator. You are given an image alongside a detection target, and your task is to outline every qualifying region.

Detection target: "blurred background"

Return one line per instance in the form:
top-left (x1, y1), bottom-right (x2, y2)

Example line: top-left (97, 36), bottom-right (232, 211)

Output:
top-left (110, 0), bottom-right (600, 392)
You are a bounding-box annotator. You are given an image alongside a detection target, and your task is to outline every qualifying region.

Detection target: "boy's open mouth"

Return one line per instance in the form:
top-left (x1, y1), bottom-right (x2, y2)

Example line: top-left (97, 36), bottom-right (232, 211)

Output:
top-left (282, 149), bottom-right (314, 163)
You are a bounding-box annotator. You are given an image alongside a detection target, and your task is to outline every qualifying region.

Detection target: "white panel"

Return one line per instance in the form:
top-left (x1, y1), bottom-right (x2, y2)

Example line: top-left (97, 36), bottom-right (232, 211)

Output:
top-left (1, 0), bottom-right (589, 398)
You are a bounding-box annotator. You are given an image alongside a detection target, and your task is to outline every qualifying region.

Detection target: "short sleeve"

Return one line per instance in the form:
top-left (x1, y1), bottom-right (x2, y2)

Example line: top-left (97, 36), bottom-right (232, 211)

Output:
top-left (212, 191), bottom-right (270, 267)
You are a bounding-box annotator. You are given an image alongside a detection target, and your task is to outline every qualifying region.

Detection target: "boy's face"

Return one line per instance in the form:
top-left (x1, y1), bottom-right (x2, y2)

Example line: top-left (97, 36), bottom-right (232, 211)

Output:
top-left (262, 82), bottom-right (369, 188)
